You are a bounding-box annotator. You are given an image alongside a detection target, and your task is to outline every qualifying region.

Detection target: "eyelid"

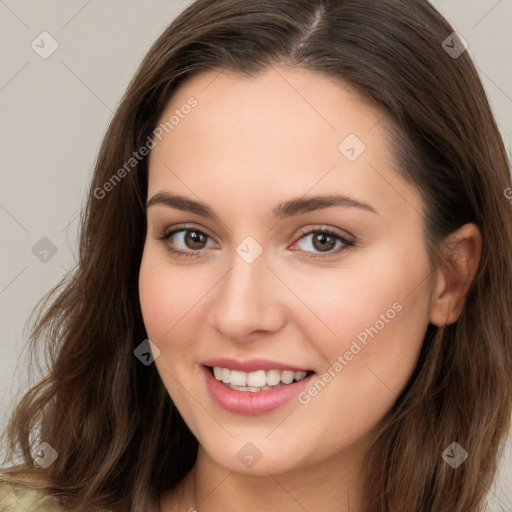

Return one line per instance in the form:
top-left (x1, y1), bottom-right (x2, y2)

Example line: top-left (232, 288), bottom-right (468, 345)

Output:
top-left (289, 226), bottom-right (355, 258)
top-left (296, 224), bottom-right (355, 241)
top-left (156, 223), bottom-right (218, 243)
top-left (155, 223), bottom-right (355, 259)
top-left (156, 223), bottom-right (354, 242)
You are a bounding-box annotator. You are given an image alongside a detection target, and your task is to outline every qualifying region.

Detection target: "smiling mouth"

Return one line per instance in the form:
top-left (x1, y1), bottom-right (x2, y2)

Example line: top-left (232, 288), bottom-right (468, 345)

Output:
top-left (205, 365), bottom-right (315, 392)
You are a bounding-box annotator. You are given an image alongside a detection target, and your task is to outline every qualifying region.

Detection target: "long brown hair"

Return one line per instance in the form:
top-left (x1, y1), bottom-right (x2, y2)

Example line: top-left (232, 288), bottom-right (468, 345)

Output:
top-left (2, 1), bottom-right (511, 511)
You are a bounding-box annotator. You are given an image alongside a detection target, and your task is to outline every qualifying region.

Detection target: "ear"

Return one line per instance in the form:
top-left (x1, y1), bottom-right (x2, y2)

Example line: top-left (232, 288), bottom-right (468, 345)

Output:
top-left (429, 223), bottom-right (482, 326)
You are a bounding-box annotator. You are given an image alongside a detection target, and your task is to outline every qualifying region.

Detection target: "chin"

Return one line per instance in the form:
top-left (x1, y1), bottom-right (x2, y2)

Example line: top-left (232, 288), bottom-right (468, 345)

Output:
top-left (198, 434), bottom-right (312, 476)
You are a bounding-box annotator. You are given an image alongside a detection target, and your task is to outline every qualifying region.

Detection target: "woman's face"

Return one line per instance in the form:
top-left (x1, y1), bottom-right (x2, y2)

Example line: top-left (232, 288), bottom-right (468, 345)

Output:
top-left (139, 66), bottom-right (434, 476)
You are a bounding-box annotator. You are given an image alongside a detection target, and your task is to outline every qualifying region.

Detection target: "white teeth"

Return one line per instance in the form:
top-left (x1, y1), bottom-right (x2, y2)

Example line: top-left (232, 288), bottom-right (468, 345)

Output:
top-left (294, 371), bottom-right (307, 381)
top-left (246, 370), bottom-right (266, 388)
top-left (281, 370), bottom-right (294, 384)
top-left (230, 370), bottom-right (247, 387)
top-left (211, 366), bottom-right (311, 389)
top-left (266, 369), bottom-right (281, 386)
top-left (228, 384), bottom-right (261, 392)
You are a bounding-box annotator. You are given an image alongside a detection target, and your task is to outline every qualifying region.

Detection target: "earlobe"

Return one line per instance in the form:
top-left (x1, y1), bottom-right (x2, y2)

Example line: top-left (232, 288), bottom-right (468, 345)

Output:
top-left (429, 223), bottom-right (482, 327)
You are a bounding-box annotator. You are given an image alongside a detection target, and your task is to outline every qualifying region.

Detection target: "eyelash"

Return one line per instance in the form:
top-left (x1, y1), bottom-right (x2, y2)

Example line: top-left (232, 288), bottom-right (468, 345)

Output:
top-left (155, 225), bottom-right (355, 260)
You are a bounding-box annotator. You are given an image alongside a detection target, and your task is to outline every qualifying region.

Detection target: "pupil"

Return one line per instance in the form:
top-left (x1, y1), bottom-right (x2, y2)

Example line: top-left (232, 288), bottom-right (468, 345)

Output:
top-left (186, 231), bottom-right (205, 249)
top-left (313, 233), bottom-right (335, 252)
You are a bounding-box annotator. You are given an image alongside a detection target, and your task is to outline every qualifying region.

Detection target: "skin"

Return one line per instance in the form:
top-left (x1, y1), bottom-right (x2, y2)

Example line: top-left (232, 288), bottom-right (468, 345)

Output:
top-left (138, 65), bottom-right (481, 512)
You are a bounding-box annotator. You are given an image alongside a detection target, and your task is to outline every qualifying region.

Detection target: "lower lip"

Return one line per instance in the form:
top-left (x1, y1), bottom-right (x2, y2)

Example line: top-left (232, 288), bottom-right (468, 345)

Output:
top-left (202, 365), bottom-right (315, 416)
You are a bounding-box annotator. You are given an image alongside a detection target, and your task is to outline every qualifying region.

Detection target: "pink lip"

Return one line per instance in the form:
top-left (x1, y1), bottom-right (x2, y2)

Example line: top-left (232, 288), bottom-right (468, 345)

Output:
top-left (201, 365), bottom-right (315, 416)
top-left (201, 357), bottom-right (313, 373)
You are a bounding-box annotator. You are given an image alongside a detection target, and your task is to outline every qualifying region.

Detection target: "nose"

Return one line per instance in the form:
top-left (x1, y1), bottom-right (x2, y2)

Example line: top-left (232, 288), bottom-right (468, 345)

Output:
top-left (208, 245), bottom-right (286, 343)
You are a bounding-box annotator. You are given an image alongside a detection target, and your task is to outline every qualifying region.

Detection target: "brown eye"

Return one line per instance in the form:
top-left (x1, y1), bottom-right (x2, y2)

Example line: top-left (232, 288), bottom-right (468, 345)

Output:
top-left (311, 232), bottom-right (337, 252)
top-left (156, 228), bottom-right (217, 258)
top-left (293, 228), bottom-right (354, 259)
top-left (183, 230), bottom-right (207, 250)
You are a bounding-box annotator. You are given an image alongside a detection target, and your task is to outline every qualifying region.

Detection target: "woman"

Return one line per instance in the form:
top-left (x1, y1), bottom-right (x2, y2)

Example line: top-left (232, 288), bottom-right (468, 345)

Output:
top-left (1, 0), bottom-right (511, 511)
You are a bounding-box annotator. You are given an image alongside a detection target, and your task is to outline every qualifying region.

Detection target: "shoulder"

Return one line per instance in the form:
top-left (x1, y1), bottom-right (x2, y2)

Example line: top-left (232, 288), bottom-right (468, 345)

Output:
top-left (0, 480), bottom-right (64, 512)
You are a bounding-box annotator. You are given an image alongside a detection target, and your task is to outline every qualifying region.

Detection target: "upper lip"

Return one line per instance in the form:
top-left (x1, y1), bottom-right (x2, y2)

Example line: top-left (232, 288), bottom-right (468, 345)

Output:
top-left (202, 357), bottom-right (314, 373)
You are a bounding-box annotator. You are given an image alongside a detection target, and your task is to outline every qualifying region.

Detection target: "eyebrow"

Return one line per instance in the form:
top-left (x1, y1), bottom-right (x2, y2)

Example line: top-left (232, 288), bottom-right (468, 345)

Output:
top-left (146, 191), bottom-right (378, 219)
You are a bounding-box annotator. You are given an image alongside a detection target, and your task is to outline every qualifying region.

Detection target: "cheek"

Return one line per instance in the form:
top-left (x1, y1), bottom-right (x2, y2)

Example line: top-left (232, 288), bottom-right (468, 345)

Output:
top-left (290, 270), bottom-right (430, 453)
top-left (138, 249), bottom-right (204, 345)
top-left (138, 250), bottom-right (206, 417)
top-left (139, 258), bottom-right (172, 341)
top-left (285, 241), bottom-right (431, 407)
top-left (286, 242), bottom-right (430, 342)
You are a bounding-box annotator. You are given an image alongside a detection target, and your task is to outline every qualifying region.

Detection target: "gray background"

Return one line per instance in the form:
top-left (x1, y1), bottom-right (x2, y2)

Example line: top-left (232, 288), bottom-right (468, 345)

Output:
top-left (0, 0), bottom-right (511, 508)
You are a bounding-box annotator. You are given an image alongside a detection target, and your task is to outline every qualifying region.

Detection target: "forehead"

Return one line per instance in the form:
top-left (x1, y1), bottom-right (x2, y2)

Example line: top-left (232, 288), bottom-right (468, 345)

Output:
top-left (147, 66), bottom-right (422, 222)
top-left (160, 66), bottom-right (383, 151)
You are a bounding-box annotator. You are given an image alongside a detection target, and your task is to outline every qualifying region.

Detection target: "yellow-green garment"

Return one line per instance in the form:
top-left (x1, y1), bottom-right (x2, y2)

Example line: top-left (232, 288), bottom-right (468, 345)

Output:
top-left (0, 481), bottom-right (64, 512)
